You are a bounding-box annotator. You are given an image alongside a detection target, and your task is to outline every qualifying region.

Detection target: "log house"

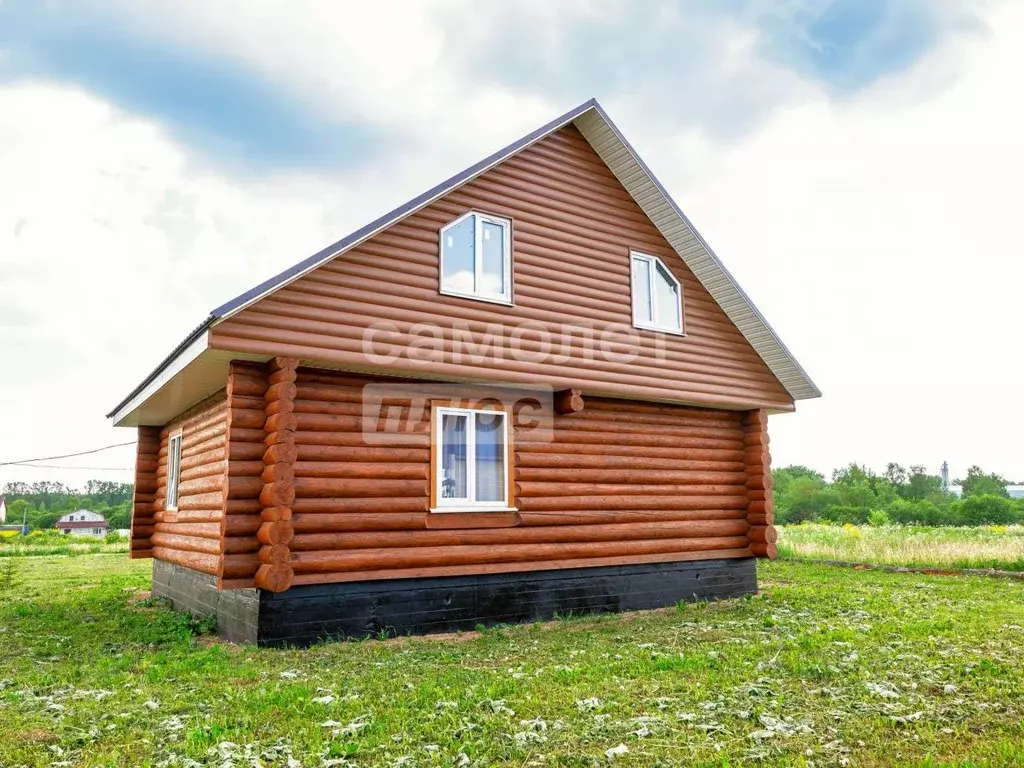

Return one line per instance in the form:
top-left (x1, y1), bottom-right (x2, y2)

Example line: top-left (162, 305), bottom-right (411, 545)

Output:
top-left (109, 99), bottom-right (818, 645)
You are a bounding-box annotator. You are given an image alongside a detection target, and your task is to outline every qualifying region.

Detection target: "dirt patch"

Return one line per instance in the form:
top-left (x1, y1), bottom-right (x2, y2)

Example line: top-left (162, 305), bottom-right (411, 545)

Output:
top-left (127, 590), bottom-right (153, 606)
top-left (16, 729), bottom-right (57, 744)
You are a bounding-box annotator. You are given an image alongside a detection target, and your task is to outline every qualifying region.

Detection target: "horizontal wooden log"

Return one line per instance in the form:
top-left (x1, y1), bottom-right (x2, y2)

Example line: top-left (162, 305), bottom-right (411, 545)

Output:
top-left (255, 564), bottom-right (294, 592)
top-left (750, 541), bottom-right (777, 559)
top-left (221, 553), bottom-right (262, 578)
top-left (153, 548), bottom-right (219, 575)
top-left (518, 495), bottom-right (748, 512)
top-left (548, 430), bottom-right (741, 450)
top-left (515, 440), bottom-right (744, 461)
top-left (230, 428), bottom-right (266, 445)
top-left (294, 477), bottom-right (427, 499)
top-left (226, 476), bottom-right (263, 500)
top-left (748, 525), bottom-right (777, 544)
top-left (746, 473), bottom-right (773, 491)
top-left (295, 445), bottom-right (429, 463)
top-left (743, 432), bottom-right (769, 447)
top-left (289, 547), bottom-right (756, 586)
top-left (514, 452), bottom-right (745, 472)
top-left (556, 415), bottom-right (743, 440)
top-left (514, 468), bottom-right (747, 485)
top-left (224, 516), bottom-right (262, 536)
top-left (292, 461), bottom-right (428, 480)
top-left (153, 522), bottom-right (220, 539)
top-left (515, 482), bottom-right (746, 498)
top-left (179, 446), bottom-right (227, 473)
top-left (229, 460), bottom-right (264, 477)
top-left (223, 536), bottom-right (261, 554)
top-left (151, 533), bottom-right (220, 556)
top-left (153, 507), bottom-right (220, 528)
top-left (228, 442), bottom-right (265, 461)
top-left (230, 407), bottom-right (265, 430)
top-left (225, 499), bottom-right (263, 515)
top-left (129, 548), bottom-right (155, 560)
top-left (291, 498), bottom-right (429, 514)
top-left (176, 492), bottom-right (226, 511)
top-left (291, 536), bottom-right (750, 574)
top-left (290, 519), bottom-right (749, 551)
top-left (294, 430), bottom-right (428, 448)
top-left (176, 474), bottom-right (224, 497)
top-left (229, 372), bottom-right (268, 398)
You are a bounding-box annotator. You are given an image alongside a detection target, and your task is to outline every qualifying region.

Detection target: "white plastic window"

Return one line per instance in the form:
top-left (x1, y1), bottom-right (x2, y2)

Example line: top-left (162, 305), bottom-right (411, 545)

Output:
top-left (440, 212), bottom-right (512, 303)
top-left (631, 251), bottom-right (683, 334)
top-left (435, 407), bottom-right (510, 510)
top-left (166, 432), bottom-right (183, 511)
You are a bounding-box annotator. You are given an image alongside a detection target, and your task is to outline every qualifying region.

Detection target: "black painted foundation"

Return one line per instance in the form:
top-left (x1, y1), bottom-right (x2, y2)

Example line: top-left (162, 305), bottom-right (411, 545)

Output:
top-left (152, 557), bottom-right (758, 647)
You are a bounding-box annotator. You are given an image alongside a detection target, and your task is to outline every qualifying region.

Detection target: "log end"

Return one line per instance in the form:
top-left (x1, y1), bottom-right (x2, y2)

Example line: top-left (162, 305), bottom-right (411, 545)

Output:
top-left (255, 564), bottom-right (294, 592)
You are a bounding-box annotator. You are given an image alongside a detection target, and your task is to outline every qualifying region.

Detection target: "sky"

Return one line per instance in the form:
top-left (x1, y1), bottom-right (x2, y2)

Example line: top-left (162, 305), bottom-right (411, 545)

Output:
top-left (1, 0), bottom-right (1022, 490)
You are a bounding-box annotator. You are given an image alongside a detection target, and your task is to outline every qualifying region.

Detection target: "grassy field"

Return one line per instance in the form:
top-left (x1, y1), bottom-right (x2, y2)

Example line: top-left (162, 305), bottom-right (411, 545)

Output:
top-left (778, 524), bottom-right (1024, 572)
top-left (1, 555), bottom-right (1023, 766)
top-left (0, 531), bottom-right (129, 558)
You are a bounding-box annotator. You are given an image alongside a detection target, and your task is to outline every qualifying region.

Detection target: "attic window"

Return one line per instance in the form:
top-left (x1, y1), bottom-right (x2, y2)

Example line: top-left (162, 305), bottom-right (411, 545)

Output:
top-left (440, 211), bottom-right (512, 304)
top-left (631, 251), bottom-right (684, 334)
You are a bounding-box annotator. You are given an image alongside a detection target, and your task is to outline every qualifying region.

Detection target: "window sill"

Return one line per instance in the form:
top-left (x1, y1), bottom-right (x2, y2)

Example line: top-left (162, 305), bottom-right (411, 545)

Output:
top-left (632, 321), bottom-right (687, 338)
top-left (439, 288), bottom-right (514, 307)
top-left (429, 506), bottom-right (518, 514)
top-left (426, 508), bottom-right (521, 529)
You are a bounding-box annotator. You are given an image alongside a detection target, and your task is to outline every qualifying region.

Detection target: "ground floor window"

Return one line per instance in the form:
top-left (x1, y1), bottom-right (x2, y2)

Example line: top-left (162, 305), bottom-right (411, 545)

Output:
top-left (432, 405), bottom-right (512, 511)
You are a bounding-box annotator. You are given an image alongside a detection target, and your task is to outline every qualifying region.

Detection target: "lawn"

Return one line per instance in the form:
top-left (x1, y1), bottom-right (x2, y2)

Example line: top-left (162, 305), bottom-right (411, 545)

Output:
top-left (778, 524), bottom-right (1024, 572)
top-left (1, 555), bottom-right (1023, 767)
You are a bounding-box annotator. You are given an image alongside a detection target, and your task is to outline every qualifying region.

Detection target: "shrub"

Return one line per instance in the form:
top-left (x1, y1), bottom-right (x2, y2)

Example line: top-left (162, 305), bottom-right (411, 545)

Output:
top-left (952, 495), bottom-right (1016, 526)
top-left (868, 509), bottom-right (891, 526)
top-left (105, 531), bottom-right (123, 544)
top-left (820, 505), bottom-right (870, 525)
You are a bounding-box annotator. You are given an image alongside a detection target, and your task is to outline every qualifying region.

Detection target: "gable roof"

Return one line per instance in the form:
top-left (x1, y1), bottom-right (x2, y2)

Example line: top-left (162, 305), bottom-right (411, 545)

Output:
top-left (108, 98), bottom-right (818, 422)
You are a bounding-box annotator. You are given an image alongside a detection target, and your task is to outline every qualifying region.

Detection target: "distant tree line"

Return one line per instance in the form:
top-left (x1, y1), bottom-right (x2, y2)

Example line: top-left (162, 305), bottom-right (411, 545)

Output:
top-left (774, 464), bottom-right (1024, 526)
top-left (2, 481), bottom-right (133, 531)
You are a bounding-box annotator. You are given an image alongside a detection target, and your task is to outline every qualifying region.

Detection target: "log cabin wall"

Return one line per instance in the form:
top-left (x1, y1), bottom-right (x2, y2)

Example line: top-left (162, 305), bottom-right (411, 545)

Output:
top-left (218, 361), bottom-right (269, 587)
top-left (129, 426), bottom-right (160, 558)
top-left (150, 391), bottom-right (228, 576)
top-left (743, 409), bottom-right (777, 558)
top-left (210, 125), bottom-right (795, 413)
top-left (241, 367), bottom-right (757, 589)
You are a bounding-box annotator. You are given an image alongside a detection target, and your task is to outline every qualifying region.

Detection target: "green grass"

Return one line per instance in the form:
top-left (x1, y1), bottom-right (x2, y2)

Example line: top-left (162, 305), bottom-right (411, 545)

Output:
top-left (778, 524), bottom-right (1024, 572)
top-left (0, 532), bottom-right (129, 558)
top-left (1, 555), bottom-right (1023, 767)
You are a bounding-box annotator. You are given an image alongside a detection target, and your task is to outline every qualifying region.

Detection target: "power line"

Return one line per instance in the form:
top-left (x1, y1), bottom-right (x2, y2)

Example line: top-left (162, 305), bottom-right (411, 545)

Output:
top-left (10, 463), bottom-right (133, 471)
top-left (0, 441), bottom-right (136, 467)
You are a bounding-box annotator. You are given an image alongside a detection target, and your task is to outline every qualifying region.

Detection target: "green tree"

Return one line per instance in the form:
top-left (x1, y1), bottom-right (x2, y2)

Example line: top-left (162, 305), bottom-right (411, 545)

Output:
top-left (957, 466), bottom-right (1009, 498)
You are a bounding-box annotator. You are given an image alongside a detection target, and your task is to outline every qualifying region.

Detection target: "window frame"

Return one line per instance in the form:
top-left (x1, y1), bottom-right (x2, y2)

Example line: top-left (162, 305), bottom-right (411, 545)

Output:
top-left (438, 210), bottom-right (514, 305)
top-left (166, 430), bottom-right (183, 512)
top-left (430, 404), bottom-right (515, 513)
top-left (629, 250), bottom-right (685, 336)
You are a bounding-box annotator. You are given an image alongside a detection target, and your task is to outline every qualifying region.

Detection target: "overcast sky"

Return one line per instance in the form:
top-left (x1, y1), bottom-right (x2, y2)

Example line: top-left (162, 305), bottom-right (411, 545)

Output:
top-left (1, 0), bottom-right (1021, 489)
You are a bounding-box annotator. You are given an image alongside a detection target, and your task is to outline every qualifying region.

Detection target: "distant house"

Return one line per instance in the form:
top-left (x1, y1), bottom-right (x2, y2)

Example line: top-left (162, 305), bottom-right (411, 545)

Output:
top-left (1008, 486), bottom-right (1024, 500)
top-left (0, 495), bottom-right (6, 524)
top-left (56, 510), bottom-right (109, 537)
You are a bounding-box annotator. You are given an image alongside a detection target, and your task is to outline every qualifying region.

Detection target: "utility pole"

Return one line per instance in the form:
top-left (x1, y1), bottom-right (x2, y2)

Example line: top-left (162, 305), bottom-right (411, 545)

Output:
top-left (940, 461), bottom-right (949, 490)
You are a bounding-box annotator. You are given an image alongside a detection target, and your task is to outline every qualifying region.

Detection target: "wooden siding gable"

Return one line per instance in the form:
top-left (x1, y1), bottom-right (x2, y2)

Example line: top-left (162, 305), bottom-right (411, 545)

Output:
top-left (211, 126), bottom-right (795, 412)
